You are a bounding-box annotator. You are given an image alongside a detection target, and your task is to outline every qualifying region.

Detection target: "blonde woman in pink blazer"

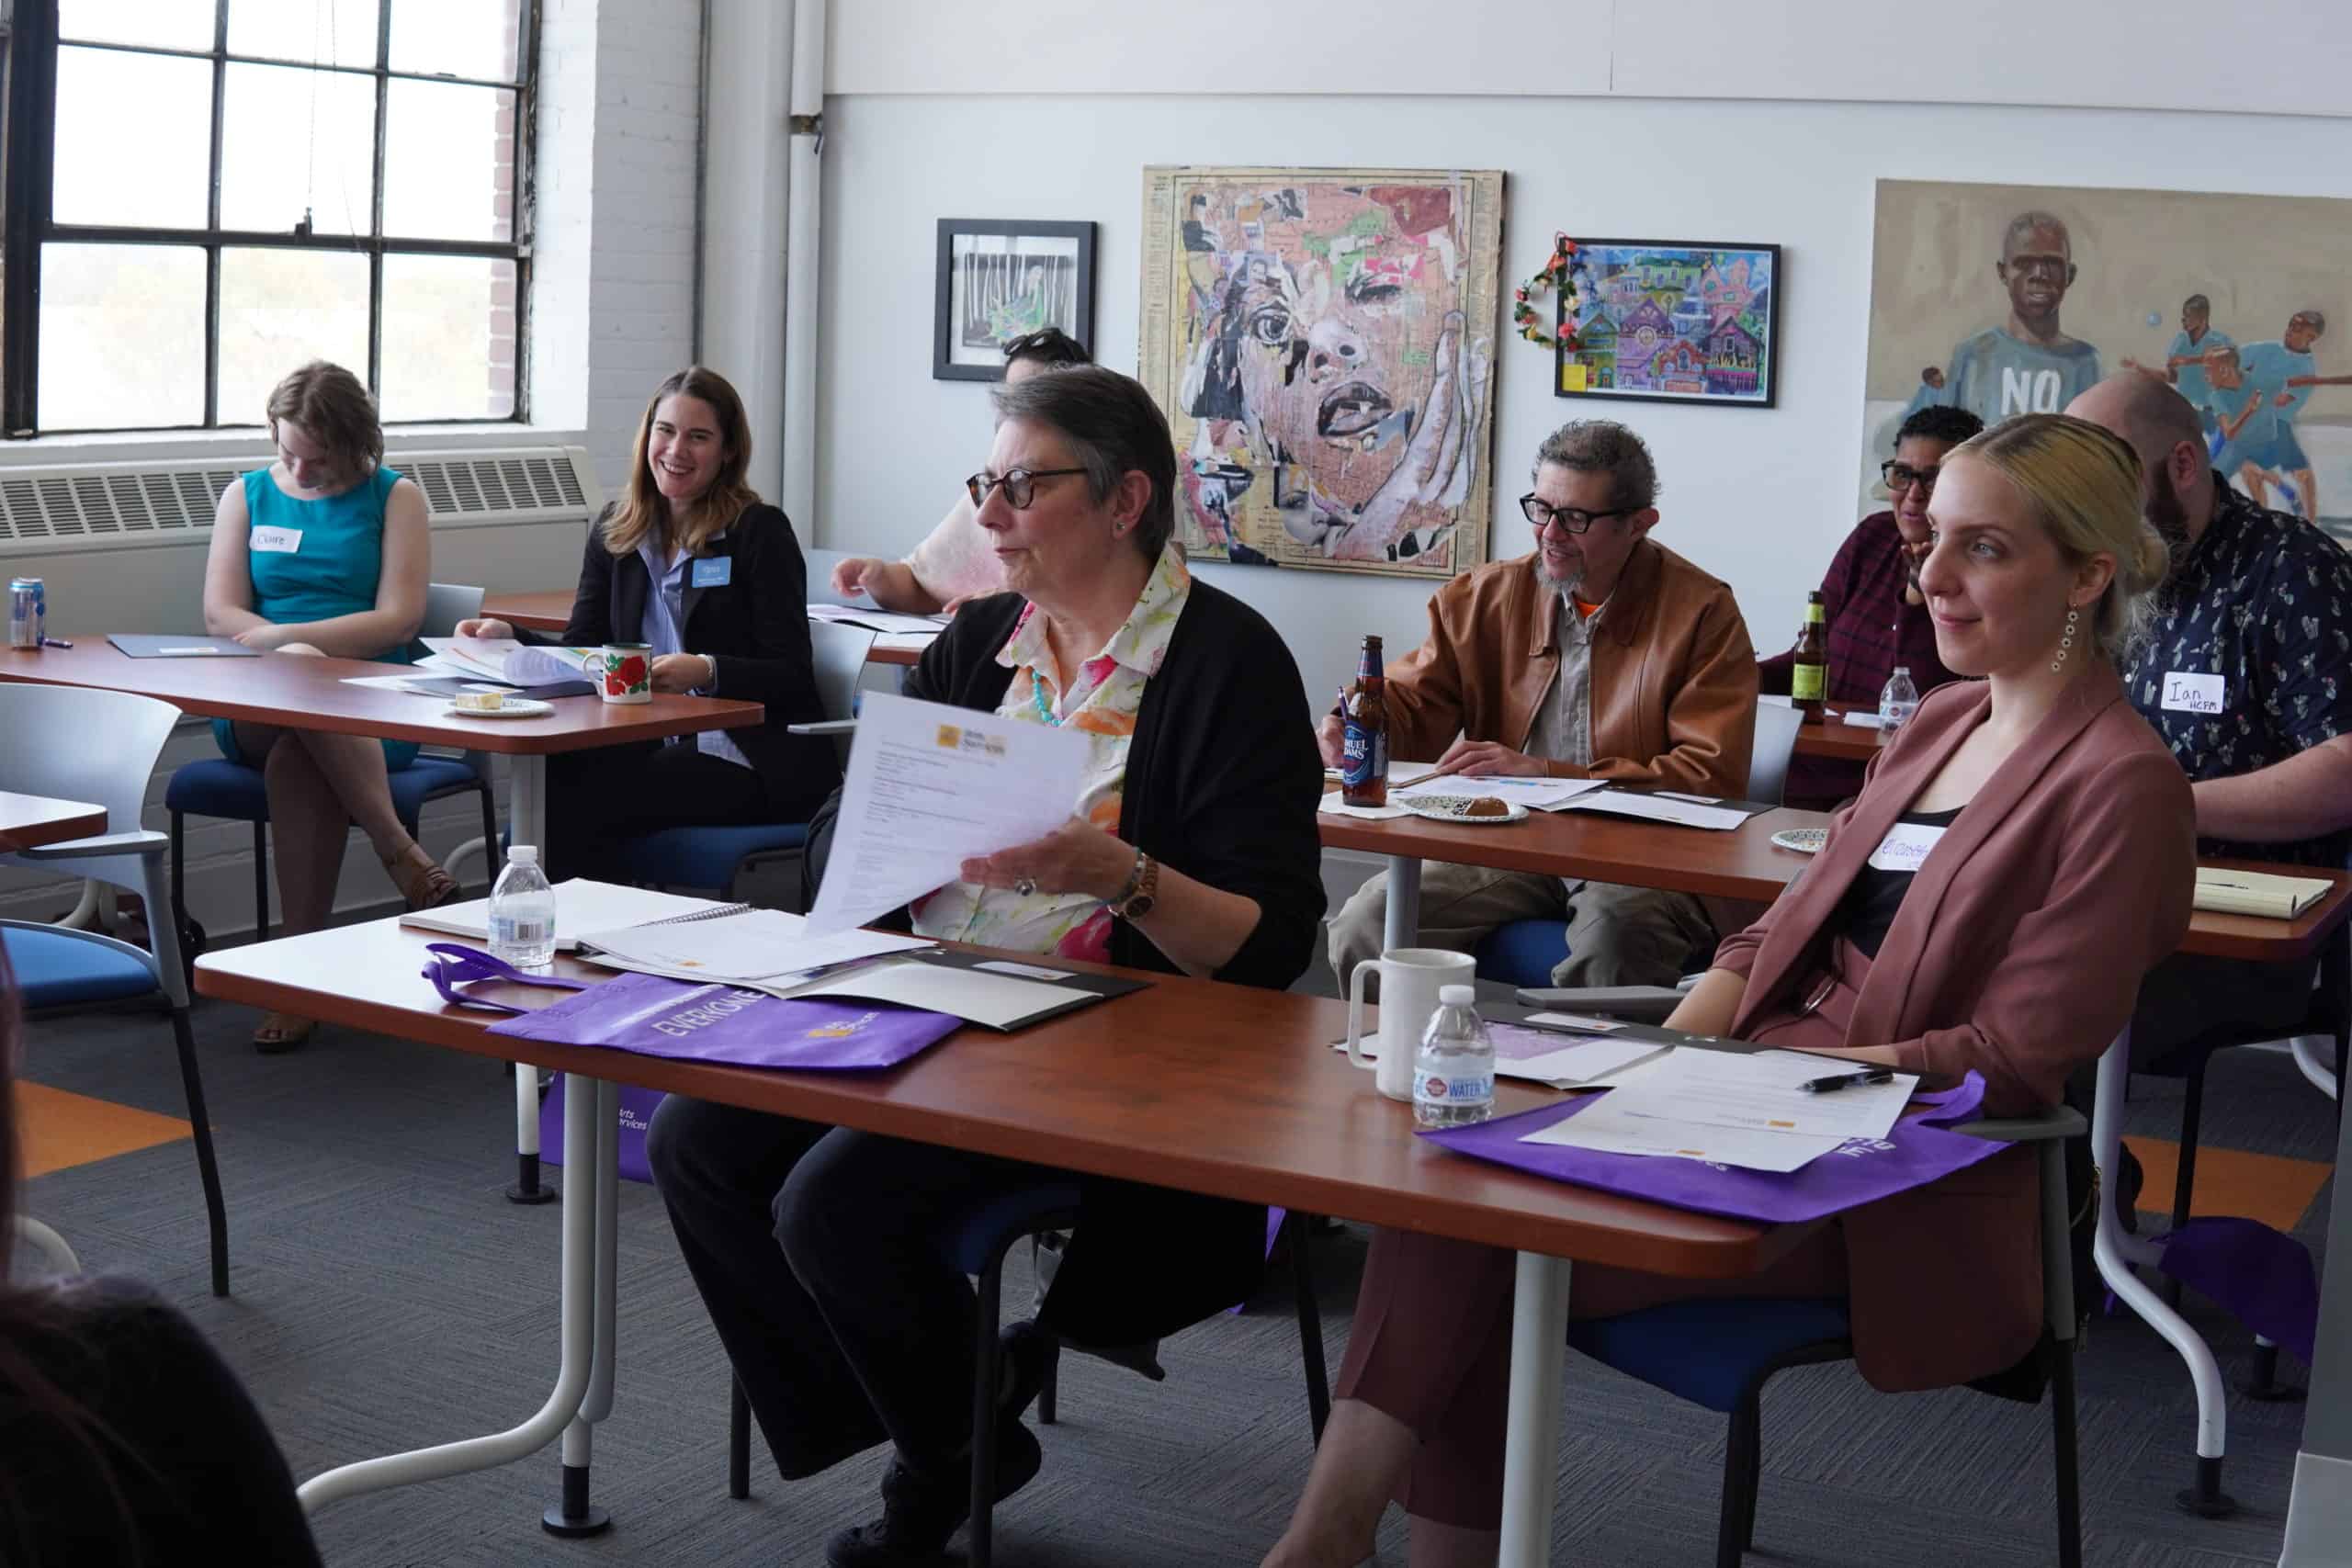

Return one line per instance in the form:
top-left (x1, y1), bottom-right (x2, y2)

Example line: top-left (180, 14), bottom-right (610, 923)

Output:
top-left (1262, 415), bottom-right (2195, 1568)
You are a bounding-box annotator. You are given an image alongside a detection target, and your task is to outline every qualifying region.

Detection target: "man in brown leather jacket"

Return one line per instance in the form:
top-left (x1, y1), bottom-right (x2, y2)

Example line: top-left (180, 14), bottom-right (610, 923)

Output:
top-left (1323, 420), bottom-right (1758, 987)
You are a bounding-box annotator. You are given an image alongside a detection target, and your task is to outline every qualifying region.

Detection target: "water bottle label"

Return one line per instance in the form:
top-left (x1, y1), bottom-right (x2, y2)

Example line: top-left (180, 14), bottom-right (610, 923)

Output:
top-left (1418, 1070), bottom-right (1494, 1104)
top-left (491, 915), bottom-right (553, 944)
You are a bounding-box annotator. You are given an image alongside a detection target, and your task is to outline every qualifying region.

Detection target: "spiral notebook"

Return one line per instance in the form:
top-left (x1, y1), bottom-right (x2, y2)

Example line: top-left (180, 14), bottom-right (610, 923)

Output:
top-left (399, 879), bottom-right (740, 951)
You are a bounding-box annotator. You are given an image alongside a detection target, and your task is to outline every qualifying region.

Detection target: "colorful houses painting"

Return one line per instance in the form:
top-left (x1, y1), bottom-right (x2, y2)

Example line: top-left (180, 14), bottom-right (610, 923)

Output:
top-left (1557, 239), bottom-right (1781, 407)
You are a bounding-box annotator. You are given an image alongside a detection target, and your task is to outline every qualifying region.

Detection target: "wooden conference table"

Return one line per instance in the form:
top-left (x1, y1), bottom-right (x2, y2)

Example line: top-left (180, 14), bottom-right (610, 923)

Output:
top-left (0, 791), bottom-right (107, 852)
top-left (483, 590), bottom-right (928, 668)
top-left (1321, 787), bottom-right (2352, 1523)
top-left (0, 637), bottom-right (763, 1197)
top-left (193, 918), bottom-right (1811, 1556)
top-left (1791, 708), bottom-right (1888, 763)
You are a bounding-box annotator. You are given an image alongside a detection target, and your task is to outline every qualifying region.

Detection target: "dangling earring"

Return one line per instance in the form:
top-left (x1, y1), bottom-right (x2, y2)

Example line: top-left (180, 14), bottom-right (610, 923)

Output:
top-left (2050, 604), bottom-right (2080, 673)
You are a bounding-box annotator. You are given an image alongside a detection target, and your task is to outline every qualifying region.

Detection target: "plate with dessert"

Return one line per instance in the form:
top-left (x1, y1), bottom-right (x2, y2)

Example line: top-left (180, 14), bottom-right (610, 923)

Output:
top-left (1398, 794), bottom-right (1529, 826)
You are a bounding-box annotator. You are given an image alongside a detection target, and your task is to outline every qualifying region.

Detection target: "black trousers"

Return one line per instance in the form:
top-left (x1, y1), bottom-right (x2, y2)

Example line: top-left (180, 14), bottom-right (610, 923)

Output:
top-left (644, 1095), bottom-right (1065, 1485)
top-left (543, 741), bottom-right (773, 883)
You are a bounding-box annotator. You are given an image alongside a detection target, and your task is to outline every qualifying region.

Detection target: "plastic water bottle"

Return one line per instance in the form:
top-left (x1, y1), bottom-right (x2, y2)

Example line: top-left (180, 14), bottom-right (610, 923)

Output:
top-left (488, 845), bottom-right (556, 968)
top-left (1878, 665), bottom-right (1921, 735)
top-left (1414, 985), bottom-right (1495, 1128)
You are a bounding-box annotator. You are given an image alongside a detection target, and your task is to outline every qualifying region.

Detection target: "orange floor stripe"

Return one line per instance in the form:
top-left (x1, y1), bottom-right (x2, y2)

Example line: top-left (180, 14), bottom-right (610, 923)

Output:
top-left (2122, 1135), bottom-right (2332, 1235)
top-left (17, 1082), bottom-right (190, 1179)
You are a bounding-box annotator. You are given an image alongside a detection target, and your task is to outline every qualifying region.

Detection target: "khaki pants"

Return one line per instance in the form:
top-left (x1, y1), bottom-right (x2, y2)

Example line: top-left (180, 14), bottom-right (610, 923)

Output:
top-left (1326, 861), bottom-right (1715, 989)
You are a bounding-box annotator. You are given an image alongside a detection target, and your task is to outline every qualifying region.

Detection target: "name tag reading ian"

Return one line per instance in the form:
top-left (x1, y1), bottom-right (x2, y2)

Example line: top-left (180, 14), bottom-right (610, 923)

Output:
top-left (1866, 821), bottom-right (1948, 874)
top-left (248, 525), bottom-right (303, 554)
top-left (690, 556), bottom-right (732, 588)
top-left (2161, 672), bottom-right (2226, 715)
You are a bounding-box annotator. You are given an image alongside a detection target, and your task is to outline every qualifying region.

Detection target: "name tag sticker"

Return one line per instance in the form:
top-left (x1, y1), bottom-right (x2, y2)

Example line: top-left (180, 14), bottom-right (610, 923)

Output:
top-left (249, 525), bottom-right (302, 554)
top-left (690, 556), bottom-right (732, 588)
top-left (1867, 821), bottom-right (1948, 873)
top-left (2161, 671), bottom-right (2225, 715)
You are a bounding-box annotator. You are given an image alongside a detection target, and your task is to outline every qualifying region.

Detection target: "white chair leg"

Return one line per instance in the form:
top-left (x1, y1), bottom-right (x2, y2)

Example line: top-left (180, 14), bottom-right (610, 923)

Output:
top-left (2291, 1035), bottom-right (2340, 1100)
top-left (12, 1216), bottom-right (82, 1277)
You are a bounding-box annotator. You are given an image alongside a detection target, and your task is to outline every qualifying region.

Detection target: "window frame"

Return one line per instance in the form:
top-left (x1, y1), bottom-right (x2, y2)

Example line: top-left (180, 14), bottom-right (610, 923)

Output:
top-left (0, 0), bottom-right (537, 437)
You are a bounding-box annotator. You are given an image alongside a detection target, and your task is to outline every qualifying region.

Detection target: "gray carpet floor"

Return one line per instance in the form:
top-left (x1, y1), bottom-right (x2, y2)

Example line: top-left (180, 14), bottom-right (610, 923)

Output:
top-left (17, 983), bottom-right (2336, 1567)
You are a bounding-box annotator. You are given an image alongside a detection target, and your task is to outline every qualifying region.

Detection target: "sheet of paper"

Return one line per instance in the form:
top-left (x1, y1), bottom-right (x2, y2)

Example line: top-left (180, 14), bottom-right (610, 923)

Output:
top-left (503, 644), bottom-right (597, 684)
top-left (807, 604), bottom-right (950, 637)
top-left (1392, 775), bottom-right (1606, 811)
top-left (339, 674), bottom-right (490, 694)
top-left (576, 908), bottom-right (933, 982)
top-left (1608, 1047), bottom-right (1917, 1142)
top-left (1555, 790), bottom-right (1748, 830)
top-left (1487, 1025), bottom-right (1670, 1089)
top-left (401, 878), bottom-right (732, 949)
top-left (782, 956), bottom-right (1083, 1029)
top-left (806, 691), bottom-right (1091, 935)
top-left (1522, 1108), bottom-right (1845, 1172)
top-left (1840, 710), bottom-right (1888, 730)
top-left (1522, 1011), bottom-right (1628, 1032)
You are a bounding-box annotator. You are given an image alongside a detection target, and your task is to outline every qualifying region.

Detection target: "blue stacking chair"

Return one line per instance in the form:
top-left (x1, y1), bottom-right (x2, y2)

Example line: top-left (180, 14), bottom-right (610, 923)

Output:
top-left (1474, 699), bottom-right (1806, 987)
top-left (1566, 1109), bottom-right (2086, 1568)
top-left (2, 684), bottom-right (230, 1297)
top-left (610, 618), bottom-right (874, 902)
top-left (165, 583), bottom-right (499, 964)
top-left (724, 1199), bottom-right (1331, 1568)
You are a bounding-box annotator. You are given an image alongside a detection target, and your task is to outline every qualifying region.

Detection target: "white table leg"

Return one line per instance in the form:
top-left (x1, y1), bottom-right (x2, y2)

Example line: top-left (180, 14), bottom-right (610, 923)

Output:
top-left (506, 753), bottom-right (555, 1203)
top-left (299, 1067), bottom-right (603, 1513)
top-left (2091, 1025), bottom-right (2236, 1515)
top-left (1498, 1251), bottom-right (1570, 1568)
top-left (543, 1079), bottom-right (621, 1537)
top-left (1384, 854), bottom-right (1423, 954)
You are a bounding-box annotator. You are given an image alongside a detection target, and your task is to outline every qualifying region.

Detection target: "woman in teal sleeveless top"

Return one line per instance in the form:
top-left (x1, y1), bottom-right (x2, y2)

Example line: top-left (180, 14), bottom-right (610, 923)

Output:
top-left (199, 362), bottom-right (455, 1052)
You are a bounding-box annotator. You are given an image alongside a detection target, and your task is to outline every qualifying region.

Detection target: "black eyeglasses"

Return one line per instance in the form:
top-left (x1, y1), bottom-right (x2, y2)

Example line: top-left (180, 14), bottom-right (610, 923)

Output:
top-left (967, 467), bottom-right (1087, 511)
top-left (1520, 494), bottom-right (1637, 535)
top-left (1880, 460), bottom-right (1941, 494)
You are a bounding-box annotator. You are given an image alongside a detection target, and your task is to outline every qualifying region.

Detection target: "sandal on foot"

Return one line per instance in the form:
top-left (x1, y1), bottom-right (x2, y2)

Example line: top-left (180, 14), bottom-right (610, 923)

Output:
top-left (253, 1011), bottom-right (316, 1055)
top-left (382, 843), bottom-right (460, 911)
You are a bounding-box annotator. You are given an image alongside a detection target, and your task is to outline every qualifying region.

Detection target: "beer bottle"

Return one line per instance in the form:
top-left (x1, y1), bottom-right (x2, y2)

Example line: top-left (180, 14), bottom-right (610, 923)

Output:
top-left (1340, 635), bottom-right (1389, 807)
top-left (1790, 591), bottom-right (1828, 721)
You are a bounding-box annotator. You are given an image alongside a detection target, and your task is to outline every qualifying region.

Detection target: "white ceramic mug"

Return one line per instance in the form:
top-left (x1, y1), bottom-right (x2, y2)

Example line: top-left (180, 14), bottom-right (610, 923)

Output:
top-left (1346, 947), bottom-right (1476, 1101)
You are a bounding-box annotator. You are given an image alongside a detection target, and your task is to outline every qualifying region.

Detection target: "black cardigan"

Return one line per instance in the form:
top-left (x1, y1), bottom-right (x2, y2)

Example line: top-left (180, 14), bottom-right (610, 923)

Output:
top-left (552, 502), bottom-right (838, 818)
top-left (805, 578), bottom-right (1328, 1342)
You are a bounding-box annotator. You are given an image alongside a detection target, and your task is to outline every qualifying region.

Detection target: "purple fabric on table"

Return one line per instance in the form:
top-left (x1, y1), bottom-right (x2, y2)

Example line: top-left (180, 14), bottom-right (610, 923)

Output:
top-left (2155, 1216), bottom-right (2319, 1366)
top-left (537, 1075), bottom-right (665, 1185)
top-left (1419, 1071), bottom-right (2007, 1225)
top-left (487, 969), bottom-right (961, 1071)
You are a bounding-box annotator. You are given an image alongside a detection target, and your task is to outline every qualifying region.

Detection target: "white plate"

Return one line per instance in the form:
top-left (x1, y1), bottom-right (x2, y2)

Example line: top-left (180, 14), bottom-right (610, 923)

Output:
top-left (1770, 827), bottom-right (1829, 854)
top-left (442, 698), bottom-right (555, 720)
top-left (1400, 795), bottom-right (1530, 826)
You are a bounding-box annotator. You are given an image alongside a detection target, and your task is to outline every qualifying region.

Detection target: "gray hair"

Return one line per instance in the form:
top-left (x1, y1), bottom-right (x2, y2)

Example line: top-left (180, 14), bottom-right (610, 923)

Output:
top-left (991, 367), bottom-right (1177, 562)
top-left (1531, 420), bottom-right (1658, 513)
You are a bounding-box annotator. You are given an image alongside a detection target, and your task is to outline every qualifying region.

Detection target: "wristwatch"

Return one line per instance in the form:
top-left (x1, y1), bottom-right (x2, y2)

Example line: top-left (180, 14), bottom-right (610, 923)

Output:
top-left (1109, 848), bottom-right (1159, 920)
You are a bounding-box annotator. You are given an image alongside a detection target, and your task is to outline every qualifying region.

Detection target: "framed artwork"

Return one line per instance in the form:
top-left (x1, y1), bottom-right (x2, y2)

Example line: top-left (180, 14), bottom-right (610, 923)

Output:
top-left (1138, 164), bottom-right (1505, 578)
top-left (1864, 179), bottom-right (2352, 535)
top-left (1555, 240), bottom-right (1781, 409)
top-left (933, 219), bottom-right (1097, 381)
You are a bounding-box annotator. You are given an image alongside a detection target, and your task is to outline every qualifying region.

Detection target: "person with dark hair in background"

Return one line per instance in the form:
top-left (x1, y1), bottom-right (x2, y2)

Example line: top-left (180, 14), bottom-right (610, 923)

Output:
top-left (458, 366), bottom-right (836, 880)
top-left (831, 328), bottom-right (1094, 613)
top-left (0, 953), bottom-right (322, 1565)
top-left (1763, 403), bottom-right (1984, 808)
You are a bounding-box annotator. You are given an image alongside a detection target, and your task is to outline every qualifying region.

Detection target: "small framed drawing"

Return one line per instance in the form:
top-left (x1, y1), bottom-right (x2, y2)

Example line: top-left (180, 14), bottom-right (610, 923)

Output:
top-left (1556, 239), bottom-right (1781, 409)
top-left (933, 219), bottom-right (1098, 381)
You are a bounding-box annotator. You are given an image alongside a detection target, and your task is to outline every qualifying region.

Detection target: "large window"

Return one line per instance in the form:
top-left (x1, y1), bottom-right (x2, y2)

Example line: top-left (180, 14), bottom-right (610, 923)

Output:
top-left (2, 0), bottom-right (534, 435)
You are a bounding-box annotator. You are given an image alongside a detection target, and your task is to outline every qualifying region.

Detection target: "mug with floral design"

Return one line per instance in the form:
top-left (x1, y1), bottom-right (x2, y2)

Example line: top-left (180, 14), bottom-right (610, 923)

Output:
top-left (582, 642), bottom-right (653, 704)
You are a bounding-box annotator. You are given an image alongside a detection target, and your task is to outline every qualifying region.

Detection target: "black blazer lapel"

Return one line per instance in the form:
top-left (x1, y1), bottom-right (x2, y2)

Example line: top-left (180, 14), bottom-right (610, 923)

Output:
top-left (680, 528), bottom-right (738, 637)
top-left (610, 548), bottom-right (651, 645)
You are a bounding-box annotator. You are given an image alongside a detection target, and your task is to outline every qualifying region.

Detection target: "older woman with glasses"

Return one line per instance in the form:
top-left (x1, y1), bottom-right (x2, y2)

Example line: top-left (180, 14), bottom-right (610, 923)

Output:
top-left (645, 366), bottom-right (1327, 1568)
top-left (1763, 404), bottom-right (1984, 807)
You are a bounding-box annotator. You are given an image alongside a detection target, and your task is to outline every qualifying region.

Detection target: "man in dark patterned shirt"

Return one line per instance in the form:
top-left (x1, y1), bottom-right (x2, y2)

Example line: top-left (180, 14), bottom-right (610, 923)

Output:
top-left (2072, 372), bottom-right (2352, 1067)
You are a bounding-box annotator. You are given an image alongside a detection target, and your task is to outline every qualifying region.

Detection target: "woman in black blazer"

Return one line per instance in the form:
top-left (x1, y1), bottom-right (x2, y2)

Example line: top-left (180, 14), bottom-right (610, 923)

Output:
top-left (461, 367), bottom-right (837, 880)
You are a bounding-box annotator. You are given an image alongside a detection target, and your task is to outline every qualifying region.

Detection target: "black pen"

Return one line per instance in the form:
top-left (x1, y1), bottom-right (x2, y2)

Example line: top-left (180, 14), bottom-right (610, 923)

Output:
top-left (40, 637), bottom-right (71, 649)
top-left (1801, 1066), bottom-right (1894, 1094)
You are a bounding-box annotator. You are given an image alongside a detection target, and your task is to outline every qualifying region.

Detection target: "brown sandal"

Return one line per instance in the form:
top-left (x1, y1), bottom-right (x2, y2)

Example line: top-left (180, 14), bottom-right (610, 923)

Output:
top-left (383, 842), bottom-right (461, 911)
top-left (253, 1011), bottom-right (316, 1054)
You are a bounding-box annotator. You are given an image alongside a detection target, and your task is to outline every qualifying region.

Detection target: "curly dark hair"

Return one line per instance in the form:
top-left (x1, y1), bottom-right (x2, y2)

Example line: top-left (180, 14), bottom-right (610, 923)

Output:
top-left (1894, 404), bottom-right (1985, 448)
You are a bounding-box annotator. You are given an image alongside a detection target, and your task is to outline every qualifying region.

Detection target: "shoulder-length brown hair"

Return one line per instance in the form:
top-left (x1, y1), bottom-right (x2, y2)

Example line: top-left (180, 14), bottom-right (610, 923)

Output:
top-left (266, 360), bottom-right (383, 476)
top-left (602, 367), bottom-right (762, 557)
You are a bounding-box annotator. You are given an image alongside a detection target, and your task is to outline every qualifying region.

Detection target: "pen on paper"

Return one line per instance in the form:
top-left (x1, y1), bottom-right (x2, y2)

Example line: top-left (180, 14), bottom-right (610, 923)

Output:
top-left (1802, 1067), bottom-right (1894, 1094)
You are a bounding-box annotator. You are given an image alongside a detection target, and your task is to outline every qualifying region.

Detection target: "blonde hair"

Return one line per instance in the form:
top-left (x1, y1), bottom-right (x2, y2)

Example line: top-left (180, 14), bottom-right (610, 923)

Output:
top-left (266, 361), bottom-right (382, 476)
top-left (602, 367), bottom-right (761, 557)
top-left (1949, 413), bottom-right (2169, 663)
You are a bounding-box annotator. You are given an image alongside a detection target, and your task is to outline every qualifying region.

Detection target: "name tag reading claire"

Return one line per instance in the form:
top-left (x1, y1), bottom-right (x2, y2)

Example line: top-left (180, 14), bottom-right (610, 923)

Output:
top-left (248, 525), bottom-right (303, 554)
top-left (1866, 821), bottom-right (1948, 874)
top-left (2161, 671), bottom-right (2226, 715)
top-left (690, 556), bottom-right (732, 588)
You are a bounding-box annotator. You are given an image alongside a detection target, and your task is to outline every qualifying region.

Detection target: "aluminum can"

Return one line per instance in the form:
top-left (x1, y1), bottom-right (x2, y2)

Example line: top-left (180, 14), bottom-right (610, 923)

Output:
top-left (6, 578), bottom-right (43, 649)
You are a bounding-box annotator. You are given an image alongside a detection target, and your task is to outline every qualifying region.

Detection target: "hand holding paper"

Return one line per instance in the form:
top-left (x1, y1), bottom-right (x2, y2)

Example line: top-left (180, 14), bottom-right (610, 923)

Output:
top-left (807, 692), bottom-right (1091, 934)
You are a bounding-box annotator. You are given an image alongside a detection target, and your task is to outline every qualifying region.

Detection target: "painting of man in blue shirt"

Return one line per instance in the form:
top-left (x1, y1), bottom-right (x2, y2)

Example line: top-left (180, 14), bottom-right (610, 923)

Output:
top-left (1942, 210), bottom-right (2103, 423)
top-left (2124, 294), bottom-right (2232, 436)
top-left (2233, 311), bottom-right (2352, 523)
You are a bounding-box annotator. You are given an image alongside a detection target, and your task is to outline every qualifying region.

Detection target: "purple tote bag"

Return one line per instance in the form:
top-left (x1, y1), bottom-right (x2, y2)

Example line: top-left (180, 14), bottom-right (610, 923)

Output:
top-left (1419, 1072), bottom-right (2010, 1225)
top-left (488, 969), bottom-right (962, 1070)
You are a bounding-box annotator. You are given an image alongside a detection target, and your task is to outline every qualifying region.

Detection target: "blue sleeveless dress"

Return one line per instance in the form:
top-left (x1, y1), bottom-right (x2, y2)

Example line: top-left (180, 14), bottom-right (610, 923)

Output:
top-left (211, 466), bottom-right (421, 770)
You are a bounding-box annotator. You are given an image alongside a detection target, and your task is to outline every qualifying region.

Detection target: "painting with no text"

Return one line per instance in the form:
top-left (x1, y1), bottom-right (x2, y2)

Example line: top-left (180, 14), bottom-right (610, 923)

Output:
top-left (1555, 240), bottom-right (1781, 409)
top-left (934, 220), bottom-right (1096, 381)
top-left (1865, 179), bottom-right (2352, 536)
top-left (1139, 165), bottom-right (1504, 577)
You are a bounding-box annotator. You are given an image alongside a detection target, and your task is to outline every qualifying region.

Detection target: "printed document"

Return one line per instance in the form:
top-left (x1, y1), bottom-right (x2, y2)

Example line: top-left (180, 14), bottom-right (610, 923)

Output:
top-left (1392, 775), bottom-right (1607, 811)
top-left (1523, 1047), bottom-right (1917, 1171)
top-left (1555, 790), bottom-right (1748, 830)
top-left (574, 908), bottom-right (933, 987)
top-left (807, 692), bottom-right (1090, 935)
